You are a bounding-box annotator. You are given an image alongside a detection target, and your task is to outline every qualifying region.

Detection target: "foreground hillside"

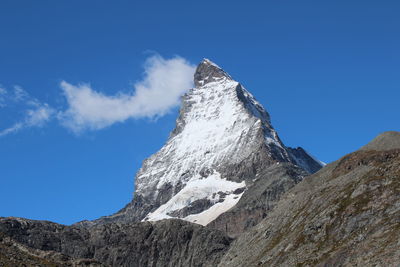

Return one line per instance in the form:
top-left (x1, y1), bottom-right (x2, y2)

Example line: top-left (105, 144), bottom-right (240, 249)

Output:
top-left (219, 132), bottom-right (400, 266)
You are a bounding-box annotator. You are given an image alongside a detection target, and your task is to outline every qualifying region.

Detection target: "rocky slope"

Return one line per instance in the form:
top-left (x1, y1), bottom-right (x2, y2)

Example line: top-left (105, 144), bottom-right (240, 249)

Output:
top-left (0, 217), bottom-right (231, 267)
top-left (83, 59), bottom-right (322, 228)
top-left (0, 231), bottom-right (103, 267)
top-left (219, 131), bottom-right (400, 266)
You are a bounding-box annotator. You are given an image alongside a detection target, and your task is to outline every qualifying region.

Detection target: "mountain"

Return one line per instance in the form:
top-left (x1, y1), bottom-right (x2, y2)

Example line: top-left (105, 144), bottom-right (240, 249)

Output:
top-left (219, 131), bottom-right (400, 266)
top-left (0, 59), bottom-right (398, 266)
top-left (82, 59), bottom-right (323, 229)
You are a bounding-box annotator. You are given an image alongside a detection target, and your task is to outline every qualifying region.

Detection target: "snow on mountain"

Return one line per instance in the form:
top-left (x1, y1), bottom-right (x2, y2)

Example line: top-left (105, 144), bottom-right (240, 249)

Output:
top-left (81, 59), bottom-right (323, 227)
top-left (131, 59), bottom-right (322, 225)
top-left (145, 171), bottom-right (245, 225)
top-left (136, 76), bottom-right (283, 199)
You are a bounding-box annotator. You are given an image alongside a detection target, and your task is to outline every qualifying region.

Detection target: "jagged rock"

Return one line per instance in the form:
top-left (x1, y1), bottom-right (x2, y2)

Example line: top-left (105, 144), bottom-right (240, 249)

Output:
top-left (0, 217), bottom-right (232, 267)
top-left (193, 59), bottom-right (233, 87)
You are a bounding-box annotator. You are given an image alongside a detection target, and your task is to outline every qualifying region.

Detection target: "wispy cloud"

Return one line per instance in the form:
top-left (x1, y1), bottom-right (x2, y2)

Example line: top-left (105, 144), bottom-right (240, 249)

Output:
top-left (13, 85), bottom-right (30, 102)
top-left (0, 123), bottom-right (24, 137)
top-left (59, 54), bottom-right (195, 133)
top-left (0, 54), bottom-right (195, 137)
top-left (0, 86), bottom-right (55, 137)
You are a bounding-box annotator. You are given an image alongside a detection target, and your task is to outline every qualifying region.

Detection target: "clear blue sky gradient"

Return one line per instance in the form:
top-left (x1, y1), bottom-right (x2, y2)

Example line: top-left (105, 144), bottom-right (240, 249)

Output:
top-left (0, 1), bottom-right (399, 224)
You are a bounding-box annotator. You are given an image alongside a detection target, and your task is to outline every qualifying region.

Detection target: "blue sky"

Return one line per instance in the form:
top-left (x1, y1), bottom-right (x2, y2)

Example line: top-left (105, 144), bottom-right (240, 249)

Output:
top-left (0, 1), bottom-right (399, 225)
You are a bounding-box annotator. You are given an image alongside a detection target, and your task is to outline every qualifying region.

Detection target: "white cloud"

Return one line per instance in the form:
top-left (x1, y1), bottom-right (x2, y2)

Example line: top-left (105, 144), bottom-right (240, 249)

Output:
top-left (13, 85), bottom-right (29, 102)
top-left (0, 54), bottom-right (195, 137)
top-left (0, 105), bottom-right (55, 137)
top-left (25, 104), bottom-right (55, 127)
top-left (59, 55), bottom-right (195, 133)
top-left (0, 86), bottom-right (55, 137)
top-left (0, 123), bottom-right (23, 137)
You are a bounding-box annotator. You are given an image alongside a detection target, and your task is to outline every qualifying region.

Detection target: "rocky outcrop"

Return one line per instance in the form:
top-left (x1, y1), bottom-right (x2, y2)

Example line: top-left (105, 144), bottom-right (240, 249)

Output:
top-left (0, 217), bottom-right (232, 267)
top-left (219, 131), bottom-right (400, 266)
top-left (0, 231), bottom-right (104, 267)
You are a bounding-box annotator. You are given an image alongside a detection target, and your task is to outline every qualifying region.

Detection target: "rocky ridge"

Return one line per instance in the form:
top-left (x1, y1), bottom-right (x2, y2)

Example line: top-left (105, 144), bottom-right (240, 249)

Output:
top-left (0, 217), bottom-right (231, 267)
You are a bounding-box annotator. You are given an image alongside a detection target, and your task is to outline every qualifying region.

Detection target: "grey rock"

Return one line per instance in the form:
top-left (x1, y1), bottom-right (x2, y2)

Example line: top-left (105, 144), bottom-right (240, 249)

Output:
top-left (193, 59), bottom-right (232, 87)
top-left (168, 198), bottom-right (215, 218)
top-left (0, 217), bottom-right (232, 267)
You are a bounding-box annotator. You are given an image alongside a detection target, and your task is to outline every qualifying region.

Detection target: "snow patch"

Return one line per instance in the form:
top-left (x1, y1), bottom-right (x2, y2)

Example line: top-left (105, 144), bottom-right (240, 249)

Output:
top-left (144, 171), bottom-right (245, 224)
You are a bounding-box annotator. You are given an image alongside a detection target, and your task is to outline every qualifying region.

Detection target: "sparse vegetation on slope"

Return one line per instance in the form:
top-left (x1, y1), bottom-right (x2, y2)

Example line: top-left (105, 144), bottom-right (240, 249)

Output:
top-left (220, 132), bottom-right (400, 266)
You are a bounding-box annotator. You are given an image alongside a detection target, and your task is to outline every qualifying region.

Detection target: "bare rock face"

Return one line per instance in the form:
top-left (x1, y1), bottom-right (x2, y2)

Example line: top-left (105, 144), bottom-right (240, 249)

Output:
top-left (0, 230), bottom-right (104, 267)
top-left (0, 217), bottom-right (232, 267)
top-left (193, 59), bottom-right (233, 87)
top-left (219, 131), bottom-right (400, 266)
top-left (83, 59), bottom-right (323, 228)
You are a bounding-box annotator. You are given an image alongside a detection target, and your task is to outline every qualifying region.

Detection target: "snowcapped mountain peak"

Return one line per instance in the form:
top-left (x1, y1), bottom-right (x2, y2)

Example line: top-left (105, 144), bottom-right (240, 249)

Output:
top-left (194, 58), bottom-right (233, 87)
top-left (91, 59), bottom-right (323, 227)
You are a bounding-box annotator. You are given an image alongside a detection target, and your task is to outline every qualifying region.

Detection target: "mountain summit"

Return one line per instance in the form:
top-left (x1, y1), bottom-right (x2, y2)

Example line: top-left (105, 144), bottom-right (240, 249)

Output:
top-left (85, 59), bottom-right (323, 227)
top-left (194, 59), bottom-right (232, 87)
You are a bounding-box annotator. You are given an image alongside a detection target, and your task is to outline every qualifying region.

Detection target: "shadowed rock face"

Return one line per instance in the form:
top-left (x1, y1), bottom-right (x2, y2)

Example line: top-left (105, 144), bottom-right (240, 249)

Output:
top-left (0, 218), bottom-right (232, 267)
top-left (208, 163), bottom-right (307, 238)
top-left (219, 131), bottom-right (400, 266)
top-left (0, 230), bottom-right (103, 267)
